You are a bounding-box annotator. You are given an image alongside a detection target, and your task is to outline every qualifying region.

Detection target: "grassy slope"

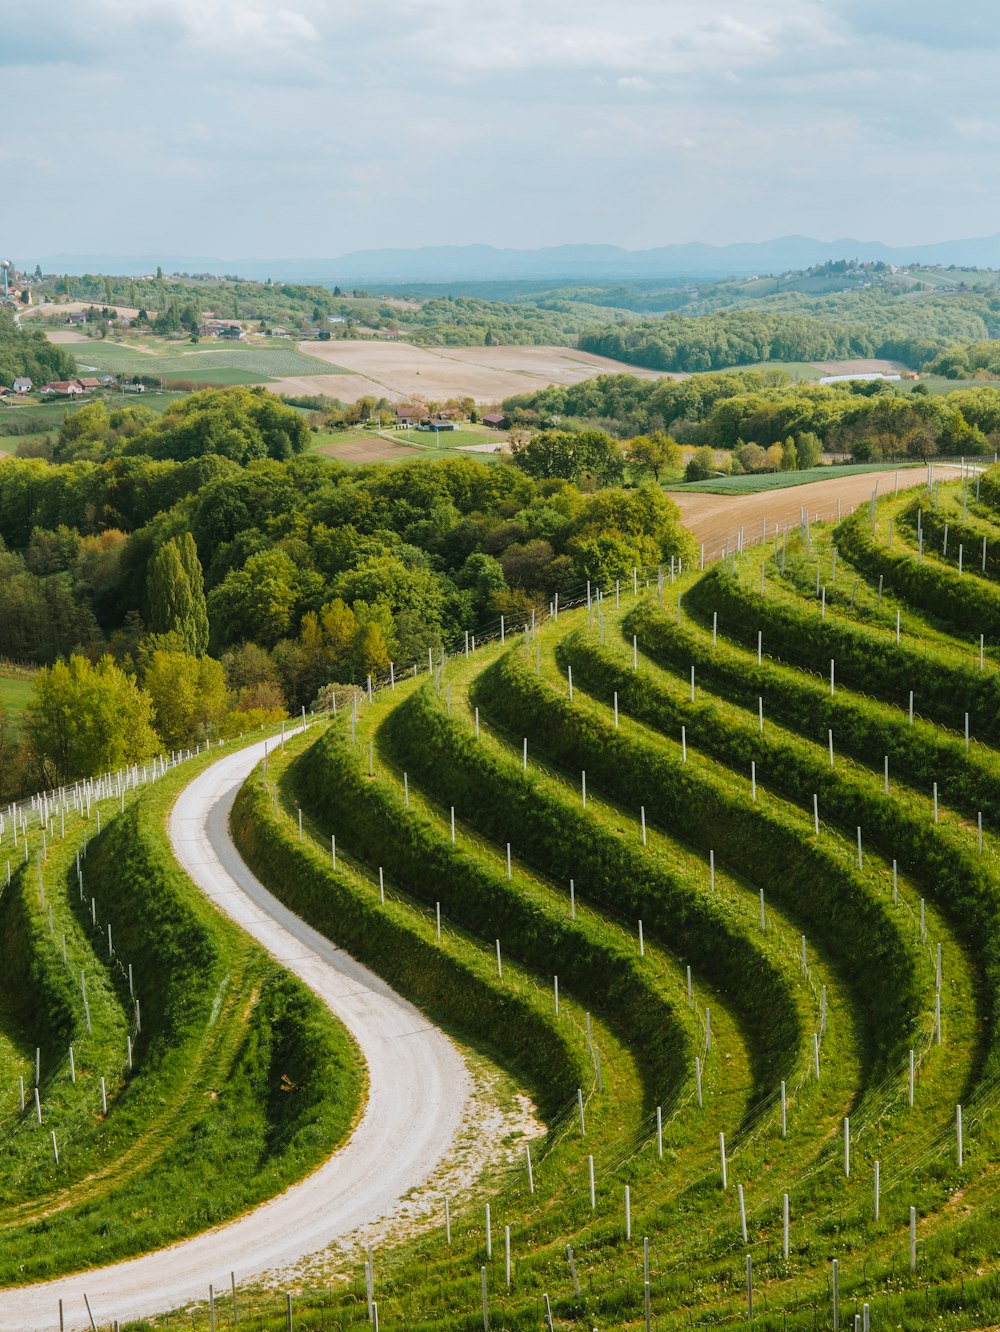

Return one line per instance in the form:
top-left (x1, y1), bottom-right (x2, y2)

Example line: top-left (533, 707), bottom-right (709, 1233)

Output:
top-left (0, 668), bottom-right (36, 734)
top-left (0, 731), bottom-right (362, 1283)
top-left (32, 483), bottom-right (1000, 1329)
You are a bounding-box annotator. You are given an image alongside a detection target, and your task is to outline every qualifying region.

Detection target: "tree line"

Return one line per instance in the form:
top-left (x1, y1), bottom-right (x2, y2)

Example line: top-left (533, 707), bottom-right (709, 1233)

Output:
top-left (503, 372), bottom-right (1000, 460)
top-left (0, 389), bottom-right (692, 799)
top-left (0, 311), bottom-right (77, 388)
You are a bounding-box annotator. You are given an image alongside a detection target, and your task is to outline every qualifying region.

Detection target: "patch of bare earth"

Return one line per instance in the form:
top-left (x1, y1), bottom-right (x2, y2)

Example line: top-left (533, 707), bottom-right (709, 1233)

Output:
top-left (316, 437), bottom-right (417, 463)
top-left (44, 329), bottom-right (92, 344)
top-left (673, 466), bottom-right (962, 557)
top-left (283, 340), bottom-right (674, 404)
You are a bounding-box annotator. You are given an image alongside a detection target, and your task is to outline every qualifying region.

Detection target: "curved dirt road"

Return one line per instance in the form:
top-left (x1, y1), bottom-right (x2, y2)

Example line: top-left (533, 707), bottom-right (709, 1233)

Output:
top-left (0, 734), bottom-right (469, 1332)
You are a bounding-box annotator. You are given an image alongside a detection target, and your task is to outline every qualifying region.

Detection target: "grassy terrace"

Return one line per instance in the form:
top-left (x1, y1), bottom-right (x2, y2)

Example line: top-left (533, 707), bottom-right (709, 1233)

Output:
top-left (128, 474), bottom-right (1000, 1329)
top-left (0, 662), bottom-right (37, 734)
top-left (0, 730), bottom-right (360, 1284)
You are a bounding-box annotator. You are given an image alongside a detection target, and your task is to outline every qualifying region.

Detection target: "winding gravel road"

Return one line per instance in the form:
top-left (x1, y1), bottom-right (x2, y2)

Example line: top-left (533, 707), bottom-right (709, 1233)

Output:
top-left (0, 733), bottom-right (470, 1332)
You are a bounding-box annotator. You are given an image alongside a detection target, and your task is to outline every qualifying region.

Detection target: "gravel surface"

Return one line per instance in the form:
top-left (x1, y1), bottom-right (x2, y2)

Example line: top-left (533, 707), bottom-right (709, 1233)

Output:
top-left (0, 733), bottom-right (470, 1331)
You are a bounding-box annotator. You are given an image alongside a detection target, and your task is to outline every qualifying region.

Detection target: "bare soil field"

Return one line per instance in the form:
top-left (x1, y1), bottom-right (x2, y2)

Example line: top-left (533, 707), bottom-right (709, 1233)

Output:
top-left (673, 465), bottom-right (959, 558)
top-left (268, 341), bottom-right (672, 403)
top-left (316, 436), bottom-right (417, 463)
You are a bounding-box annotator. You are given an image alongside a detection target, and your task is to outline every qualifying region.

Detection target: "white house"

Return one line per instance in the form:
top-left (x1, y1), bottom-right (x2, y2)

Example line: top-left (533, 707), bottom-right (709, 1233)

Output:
top-left (13, 377), bottom-right (31, 394)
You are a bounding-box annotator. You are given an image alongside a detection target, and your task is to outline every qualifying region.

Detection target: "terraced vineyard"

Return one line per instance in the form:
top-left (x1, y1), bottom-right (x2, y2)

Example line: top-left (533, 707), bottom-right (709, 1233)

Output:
top-left (0, 734), bottom-right (361, 1291)
top-left (94, 465), bottom-right (989, 1331)
top-left (11, 468), bottom-right (1000, 1330)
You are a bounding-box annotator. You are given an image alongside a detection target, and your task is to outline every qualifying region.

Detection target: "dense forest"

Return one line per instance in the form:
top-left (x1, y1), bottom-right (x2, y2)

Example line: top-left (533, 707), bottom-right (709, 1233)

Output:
top-left (0, 311), bottom-right (76, 387)
top-left (37, 272), bottom-right (345, 330)
top-left (0, 388), bottom-right (692, 799)
top-left (503, 371), bottom-right (1000, 458)
top-left (578, 294), bottom-right (1000, 374)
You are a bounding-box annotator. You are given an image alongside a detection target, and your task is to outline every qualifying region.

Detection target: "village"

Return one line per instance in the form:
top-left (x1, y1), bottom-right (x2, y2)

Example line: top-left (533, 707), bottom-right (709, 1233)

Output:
top-left (0, 374), bottom-right (144, 399)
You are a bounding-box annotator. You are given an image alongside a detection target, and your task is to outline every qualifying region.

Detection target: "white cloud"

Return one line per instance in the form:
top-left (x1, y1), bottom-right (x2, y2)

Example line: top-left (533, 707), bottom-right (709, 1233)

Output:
top-left (2, 0), bottom-right (999, 256)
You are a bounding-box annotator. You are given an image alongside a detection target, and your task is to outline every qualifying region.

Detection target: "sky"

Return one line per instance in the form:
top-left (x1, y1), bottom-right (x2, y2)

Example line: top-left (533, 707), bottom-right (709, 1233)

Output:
top-left (2, 0), bottom-right (997, 261)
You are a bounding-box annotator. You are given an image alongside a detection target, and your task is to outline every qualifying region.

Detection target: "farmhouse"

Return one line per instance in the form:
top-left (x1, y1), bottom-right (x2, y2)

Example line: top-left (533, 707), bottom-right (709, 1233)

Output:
top-left (13, 377), bottom-right (32, 394)
top-left (75, 377), bottom-right (101, 391)
top-left (395, 406), bottom-right (423, 427)
top-left (64, 312), bottom-right (87, 326)
top-left (40, 381), bottom-right (85, 396)
top-left (197, 320), bottom-right (245, 340)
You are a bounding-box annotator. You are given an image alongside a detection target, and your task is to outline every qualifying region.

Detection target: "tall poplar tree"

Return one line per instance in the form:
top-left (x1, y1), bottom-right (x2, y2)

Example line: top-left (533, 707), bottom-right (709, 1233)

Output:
top-left (147, 534), bottom-right (209, 654)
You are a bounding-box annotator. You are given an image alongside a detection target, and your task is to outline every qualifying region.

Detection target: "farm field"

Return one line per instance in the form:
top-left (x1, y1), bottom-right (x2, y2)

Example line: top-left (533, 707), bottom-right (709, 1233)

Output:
top-left (67, 338), bottom-right (349, 385)
top-left (672, 463), bottom-right (963, 558)
top-left (270, 339), bottom-right (672, 402)
top-left (673, 461), bottom-right (928, 496)
top-left (73, 465), bottom-right (1000, 1330)
top-left (312, 423), bottom-right (507, 467)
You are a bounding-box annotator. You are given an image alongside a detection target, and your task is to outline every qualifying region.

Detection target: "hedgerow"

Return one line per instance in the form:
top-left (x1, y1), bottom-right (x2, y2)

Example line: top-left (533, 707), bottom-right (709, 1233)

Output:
top-left (625, 598), bottom-right (1000, 822)
top-left (686, 560), bottom-right (1000, 738)
top-left (558, 625), bottom-right (1000, 1087)
top-left (233, 754), bottom-right (590, 1119)
top-left (474, 648), bottom-right (921, 1079)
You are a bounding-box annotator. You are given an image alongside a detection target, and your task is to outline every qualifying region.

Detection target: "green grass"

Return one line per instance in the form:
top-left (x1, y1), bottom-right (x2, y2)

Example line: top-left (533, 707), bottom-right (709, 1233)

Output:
top-left (0, 730), bottom-right (362, 1283)
top-left (70, 339), bottom-right (348, 381)
top-left (671, 462), bottom-right (925, 495)
top-left (394, 427), bottom-right (499, 449)
top-left (311, 427), bottom-right (504, 469)
top-left (0, 392), bottom-right (187, 437)
top-left (0, 666), bottom-right (37, 734)
top-left (716, 359), bottom-right (830, 380)
top-left (20, 486), bottom-right (1000, 1330)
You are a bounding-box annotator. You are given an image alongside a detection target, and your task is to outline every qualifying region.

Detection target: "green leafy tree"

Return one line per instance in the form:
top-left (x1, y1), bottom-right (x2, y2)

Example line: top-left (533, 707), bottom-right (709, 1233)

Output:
top-left (510, 430), bottom-right (624, 486)
top-left (146, 534), bottom-right (209, 654)
top-left (684, 447), bottom-right (719, 482)
top-left (144, 649), bottom-right (227, 747)
top-left (27, 655), bottom-right (158, 783)
top-left (353, 620), bottom-right (392, 677)
top-left (733, 441), bottom-right (768, 473)
top-left (780, 437), bottom-right (798, 471)
top-left (625, 431), bottom-right (679, 482)
top-left (207, 548), bottom-right (304, 648)
top-left (568, 532), bottom-right (660, 585)
top-left (796, 431), bottom-right (822, 469)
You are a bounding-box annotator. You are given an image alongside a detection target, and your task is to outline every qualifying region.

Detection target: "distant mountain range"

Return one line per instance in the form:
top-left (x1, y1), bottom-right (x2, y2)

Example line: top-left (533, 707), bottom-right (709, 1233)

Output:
top-left (33, 234), bottom-right (1000, 284)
